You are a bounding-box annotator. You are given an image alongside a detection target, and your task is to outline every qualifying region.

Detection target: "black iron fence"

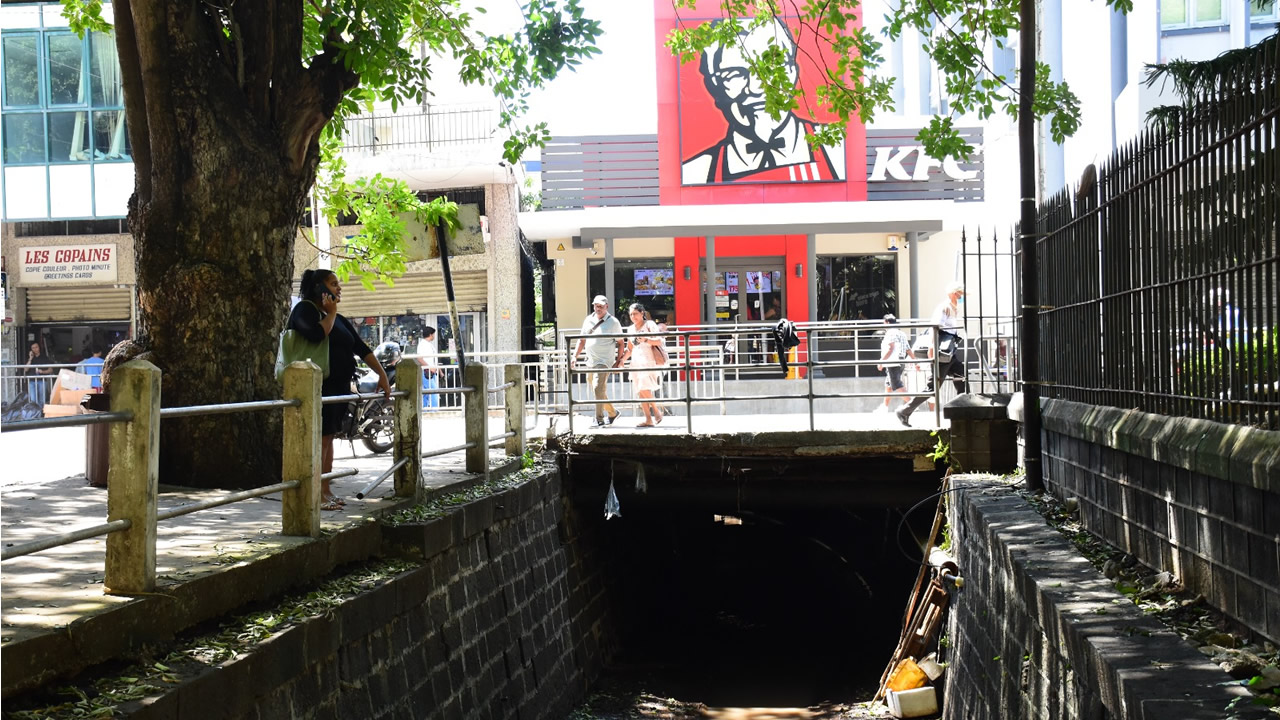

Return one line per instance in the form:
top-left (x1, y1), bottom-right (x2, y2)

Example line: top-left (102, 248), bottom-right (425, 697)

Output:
top-left (960, 227), bottom-right (1022, 396)
top-left (1036, 36), bottom-right (1278, 429)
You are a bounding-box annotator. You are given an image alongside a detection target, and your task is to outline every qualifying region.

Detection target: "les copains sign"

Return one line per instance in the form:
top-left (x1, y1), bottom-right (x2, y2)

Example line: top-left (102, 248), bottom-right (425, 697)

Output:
top-left (20, 244), bottom-right (118, 286)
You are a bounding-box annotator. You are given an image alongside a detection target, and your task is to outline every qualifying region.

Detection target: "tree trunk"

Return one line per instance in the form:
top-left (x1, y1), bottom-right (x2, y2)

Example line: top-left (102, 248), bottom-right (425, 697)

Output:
top-left (120, 1), bottom-right (337, 488)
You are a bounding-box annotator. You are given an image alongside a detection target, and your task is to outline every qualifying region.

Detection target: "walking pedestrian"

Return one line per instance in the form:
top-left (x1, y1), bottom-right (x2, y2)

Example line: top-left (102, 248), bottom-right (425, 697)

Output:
top-left (573, 295), bottom-right (622, 427)
top-left (877, 314), bottom-right (910, 412)
top-left (897, 283), bottom-right (966, 427)
top-left (618, 303), bottom-right (665, 427)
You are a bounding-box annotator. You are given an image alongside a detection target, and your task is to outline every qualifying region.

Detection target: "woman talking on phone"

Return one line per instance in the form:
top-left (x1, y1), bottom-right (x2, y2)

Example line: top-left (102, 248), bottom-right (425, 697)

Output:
top-left (288, 269), bottom-right (391, 510)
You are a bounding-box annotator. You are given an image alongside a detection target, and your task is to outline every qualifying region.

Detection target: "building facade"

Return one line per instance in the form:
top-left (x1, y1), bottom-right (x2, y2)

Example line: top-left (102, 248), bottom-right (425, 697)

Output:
top-left (522, 0), bottom-right (1021, 352)
top-left (1, 2), bottom-right (528, 388)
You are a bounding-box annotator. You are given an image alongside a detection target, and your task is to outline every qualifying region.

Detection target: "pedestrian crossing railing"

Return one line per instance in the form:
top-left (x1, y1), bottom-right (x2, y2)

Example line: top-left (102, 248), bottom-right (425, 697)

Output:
top-left (0, 357), bottom-right (529, 596)
top-left (564, 319), bottom-right (966, 433)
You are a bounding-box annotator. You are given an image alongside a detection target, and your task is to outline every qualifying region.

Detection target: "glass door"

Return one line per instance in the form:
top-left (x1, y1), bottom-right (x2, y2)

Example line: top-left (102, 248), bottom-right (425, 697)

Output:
top-left (704, 262), bottom-right (784, 373)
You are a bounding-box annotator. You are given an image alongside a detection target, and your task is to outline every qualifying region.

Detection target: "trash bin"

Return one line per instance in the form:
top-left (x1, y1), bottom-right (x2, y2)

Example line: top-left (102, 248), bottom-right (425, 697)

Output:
top-left (81, 392), bottom-right (111, 488)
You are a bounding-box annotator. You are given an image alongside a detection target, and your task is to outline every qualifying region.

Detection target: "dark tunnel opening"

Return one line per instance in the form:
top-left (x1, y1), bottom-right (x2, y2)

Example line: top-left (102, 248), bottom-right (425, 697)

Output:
top-left (568, 474), bottom-right (939, 711)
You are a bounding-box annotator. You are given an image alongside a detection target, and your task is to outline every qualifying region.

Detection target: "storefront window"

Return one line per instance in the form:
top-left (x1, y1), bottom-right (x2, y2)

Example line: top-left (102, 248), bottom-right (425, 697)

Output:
top-left (816, 255), bottom-right (898, 322)
top-left (588, 259), bottom-right (677, 324)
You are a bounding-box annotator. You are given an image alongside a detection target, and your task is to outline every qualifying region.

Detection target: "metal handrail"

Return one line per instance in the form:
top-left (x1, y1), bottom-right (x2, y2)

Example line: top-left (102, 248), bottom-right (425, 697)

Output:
top-left (320, 390), bottom-right (409, 404)
top-left (3, 410), bottom-right (134, 431)
top-left (0, 519), bottom-right (132, 561)
top-left (355, 457), bottom-right (410, 499)
top-left (322, 467), bottom-right (360, 482)
top-left (156, 481), bottom-right (301, 521)
top-left (160, 399), bottom-right (300, 418)
top-left (564, 318), bottom-right (953, 432)
top-left (422, 441), bottom-right (476, 459)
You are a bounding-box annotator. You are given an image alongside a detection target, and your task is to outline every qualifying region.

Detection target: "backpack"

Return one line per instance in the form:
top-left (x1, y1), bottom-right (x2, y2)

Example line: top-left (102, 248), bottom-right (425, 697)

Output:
top-left (275, 301), bottom-right (331, 382)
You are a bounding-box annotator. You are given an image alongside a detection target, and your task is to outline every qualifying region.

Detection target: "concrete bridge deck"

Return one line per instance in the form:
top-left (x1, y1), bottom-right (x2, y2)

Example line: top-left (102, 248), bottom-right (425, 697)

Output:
top-left (0, 409), bottom-right (943, 695)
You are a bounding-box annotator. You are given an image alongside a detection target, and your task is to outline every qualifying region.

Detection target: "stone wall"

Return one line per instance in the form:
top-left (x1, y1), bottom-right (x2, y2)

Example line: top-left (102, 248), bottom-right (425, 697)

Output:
top-left (120, 467), bottom-right (618, 719)
top-left (942, 476), bottom-right (1262, 720)
top-left (1041, 399), bottom-right (1280, 641)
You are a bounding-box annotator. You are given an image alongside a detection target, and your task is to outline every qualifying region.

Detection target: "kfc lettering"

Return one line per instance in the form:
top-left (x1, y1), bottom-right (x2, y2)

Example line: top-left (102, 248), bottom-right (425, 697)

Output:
top-left (868, 146), bottom-right (978, 182)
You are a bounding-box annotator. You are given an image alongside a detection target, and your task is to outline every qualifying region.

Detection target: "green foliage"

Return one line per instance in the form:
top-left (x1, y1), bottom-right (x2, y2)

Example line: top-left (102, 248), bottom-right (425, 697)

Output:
top-left (312, 130), bottom-right (462, 290)
top-left (927, 429), bottom-right (956, 471)
top-left (58, 0), bottom-right (602, 283)
top-left (667, 0), bottom-right (1129, 161)
top-left (1177, 328), bottom-right (1280, 413)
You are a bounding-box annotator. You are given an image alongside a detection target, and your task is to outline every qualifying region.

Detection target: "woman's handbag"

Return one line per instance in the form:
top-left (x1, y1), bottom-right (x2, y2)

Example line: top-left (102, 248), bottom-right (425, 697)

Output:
top-left (275, 301), bottom-right (331, 381)
top-left (653, 341), bottom-right (671, 366)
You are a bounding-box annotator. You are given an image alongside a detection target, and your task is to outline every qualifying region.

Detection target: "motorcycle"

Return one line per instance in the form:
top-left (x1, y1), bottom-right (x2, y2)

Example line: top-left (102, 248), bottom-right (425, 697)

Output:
top-left (336, 341), bottom-right (400, 454)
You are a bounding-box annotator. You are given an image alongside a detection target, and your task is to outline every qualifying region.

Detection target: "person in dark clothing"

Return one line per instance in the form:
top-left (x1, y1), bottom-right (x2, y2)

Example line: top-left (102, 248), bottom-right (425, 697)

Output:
top-left (288, 269), bottom-right (391, 510)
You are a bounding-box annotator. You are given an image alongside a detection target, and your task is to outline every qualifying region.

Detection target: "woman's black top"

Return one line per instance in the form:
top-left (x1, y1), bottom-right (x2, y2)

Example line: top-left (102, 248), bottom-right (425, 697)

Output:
top-left (286, 300), bottom-right (373, 395)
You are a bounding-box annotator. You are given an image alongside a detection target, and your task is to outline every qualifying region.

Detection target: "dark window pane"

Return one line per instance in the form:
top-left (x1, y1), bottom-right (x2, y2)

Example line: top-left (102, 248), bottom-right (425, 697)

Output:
top-left (49, 111), bottom-right (90, 162)
top-left (816, 255), bottom-right (898, 322)
top-left (47, 33), bottom-right (84, 106)
top-left (3, 113), bottom-right (45, 163)
top-left (3, 36), bottom-right (40, 106)
top-left (89, 32), bottom-right (123, 107)
top-left (92, 110), bottom-right (129, 159)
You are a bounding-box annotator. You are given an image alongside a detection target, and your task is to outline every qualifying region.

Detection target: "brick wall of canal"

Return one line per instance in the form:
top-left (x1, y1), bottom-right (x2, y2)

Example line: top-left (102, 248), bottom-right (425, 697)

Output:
top-left (104, 467), bottom-right (623, 720)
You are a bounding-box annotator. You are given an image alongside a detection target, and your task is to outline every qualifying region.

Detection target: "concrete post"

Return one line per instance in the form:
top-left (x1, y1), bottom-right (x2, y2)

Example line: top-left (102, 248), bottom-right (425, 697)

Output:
top-left (281, 361), bottom-right (321, 537)
top-left (105, 360), bottom-right (161, 595)
top-left (504, 364), bottom-right (525, 458)
top-left (463, 361), bottom-right (488, 475)
top-left (394, 357), bottom-right (422, 498)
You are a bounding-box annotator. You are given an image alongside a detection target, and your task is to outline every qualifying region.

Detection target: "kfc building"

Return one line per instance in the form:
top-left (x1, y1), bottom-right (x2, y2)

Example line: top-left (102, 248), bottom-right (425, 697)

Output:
top-left (521, 1), bottom-right (1019, 337)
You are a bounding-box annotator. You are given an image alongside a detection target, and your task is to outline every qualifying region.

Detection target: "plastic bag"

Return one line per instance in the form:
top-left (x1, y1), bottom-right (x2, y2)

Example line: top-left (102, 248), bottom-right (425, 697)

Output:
top-left (604, 479), bottom-right (621, 520)
top-left (634, 462), bottom-right (648, 494)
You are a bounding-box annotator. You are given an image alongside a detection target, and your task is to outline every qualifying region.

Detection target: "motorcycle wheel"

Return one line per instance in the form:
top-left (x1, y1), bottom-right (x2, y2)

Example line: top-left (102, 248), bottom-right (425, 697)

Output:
top-left (361, 400), bottom-right (395, 454)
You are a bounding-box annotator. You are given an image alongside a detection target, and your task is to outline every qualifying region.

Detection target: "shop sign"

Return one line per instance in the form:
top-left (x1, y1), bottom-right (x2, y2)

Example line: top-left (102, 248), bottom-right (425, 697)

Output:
top-left (864, 128), bottom-right (984, 202)
top-left (20, 244), bottom-right (118, 286)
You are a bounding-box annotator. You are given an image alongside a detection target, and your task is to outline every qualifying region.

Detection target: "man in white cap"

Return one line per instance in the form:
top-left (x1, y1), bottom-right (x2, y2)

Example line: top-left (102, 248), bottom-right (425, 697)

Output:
top-left (574, 295), bottom-right (623, 426)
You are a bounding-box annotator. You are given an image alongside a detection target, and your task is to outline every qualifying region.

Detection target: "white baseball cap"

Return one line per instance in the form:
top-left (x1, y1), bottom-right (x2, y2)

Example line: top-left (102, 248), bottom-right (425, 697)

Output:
top-left (592, 295), bottom-right (609, 306)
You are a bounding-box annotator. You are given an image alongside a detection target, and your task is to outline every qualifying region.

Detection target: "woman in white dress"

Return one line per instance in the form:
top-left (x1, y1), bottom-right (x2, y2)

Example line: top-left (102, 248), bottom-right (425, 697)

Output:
top-left (617, 303), bottom-right (665, 427)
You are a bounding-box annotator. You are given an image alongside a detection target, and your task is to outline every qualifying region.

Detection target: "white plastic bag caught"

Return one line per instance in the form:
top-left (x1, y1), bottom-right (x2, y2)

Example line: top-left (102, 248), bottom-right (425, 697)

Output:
top-left (634, 462), bottom-right (648, 494)
top-left (604, 479), bottom-right (621, 520)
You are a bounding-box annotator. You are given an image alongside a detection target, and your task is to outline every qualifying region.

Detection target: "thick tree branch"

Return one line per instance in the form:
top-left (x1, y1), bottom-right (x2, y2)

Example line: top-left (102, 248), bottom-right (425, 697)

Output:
top-left (128, 0), bottom-right (182, 221)
top-left (237, 0), bottom-right (275, 119)
top-left (112, 0), bottom-right (152, 204)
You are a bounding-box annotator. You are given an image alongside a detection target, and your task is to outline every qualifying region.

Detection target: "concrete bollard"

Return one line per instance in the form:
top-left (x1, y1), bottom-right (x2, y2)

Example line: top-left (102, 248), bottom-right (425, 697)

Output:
top-left (394, 357), bottom-right (422, 498)
top-left (281, 361), bottom-right (322, 537)
top-left (504, 364), bottom-right (525, 458)
top-left (463, 361), bottom-right (488, 476)
top-left (104, 359), bottom-right (161, 595)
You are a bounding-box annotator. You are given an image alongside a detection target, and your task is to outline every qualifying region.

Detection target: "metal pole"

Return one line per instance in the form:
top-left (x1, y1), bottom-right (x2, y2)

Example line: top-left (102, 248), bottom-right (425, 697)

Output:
top-left (1019, 0), bottom-right (1044, 492)
top-left (438, 224), bottom-right (468, 374)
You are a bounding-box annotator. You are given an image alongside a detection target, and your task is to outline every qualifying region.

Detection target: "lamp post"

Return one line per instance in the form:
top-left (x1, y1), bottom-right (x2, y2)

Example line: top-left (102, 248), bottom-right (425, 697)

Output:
top-left (1019, 0), bottom-right (1044, 492)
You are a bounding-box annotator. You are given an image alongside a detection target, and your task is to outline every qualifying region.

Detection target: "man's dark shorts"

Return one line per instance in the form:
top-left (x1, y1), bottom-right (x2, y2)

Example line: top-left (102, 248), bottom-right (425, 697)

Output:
top-left (885, 366), bottom-right (905, 391)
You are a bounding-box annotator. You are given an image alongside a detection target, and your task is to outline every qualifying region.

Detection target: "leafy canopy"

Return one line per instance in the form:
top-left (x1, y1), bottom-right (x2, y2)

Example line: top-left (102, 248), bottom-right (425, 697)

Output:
top-left (60, 0), bottom-right (602, 287)
top-left (666, 0), bottom-right (1132, 160)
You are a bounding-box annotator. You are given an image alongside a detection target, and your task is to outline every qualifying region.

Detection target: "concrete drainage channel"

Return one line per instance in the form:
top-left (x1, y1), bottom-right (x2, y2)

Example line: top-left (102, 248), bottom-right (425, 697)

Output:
top-left (7, 464), bottom-right (1254, 719)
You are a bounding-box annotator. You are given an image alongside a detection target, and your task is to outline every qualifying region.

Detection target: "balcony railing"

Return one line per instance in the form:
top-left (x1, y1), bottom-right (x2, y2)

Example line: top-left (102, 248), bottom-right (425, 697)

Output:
top-left (338, 105), bottom-right (498, 156)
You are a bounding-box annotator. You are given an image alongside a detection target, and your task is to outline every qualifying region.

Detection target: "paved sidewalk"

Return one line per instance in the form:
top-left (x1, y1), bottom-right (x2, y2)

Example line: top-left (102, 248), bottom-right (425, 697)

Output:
top-left (0, 413), bottom-right (550, 650)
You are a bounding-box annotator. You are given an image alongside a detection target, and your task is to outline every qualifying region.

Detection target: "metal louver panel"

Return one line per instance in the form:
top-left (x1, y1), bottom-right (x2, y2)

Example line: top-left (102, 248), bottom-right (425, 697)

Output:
top-left (331, 271), bottom-right (488, 317)
top-left (26, 286), bottom-right (132, 322)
